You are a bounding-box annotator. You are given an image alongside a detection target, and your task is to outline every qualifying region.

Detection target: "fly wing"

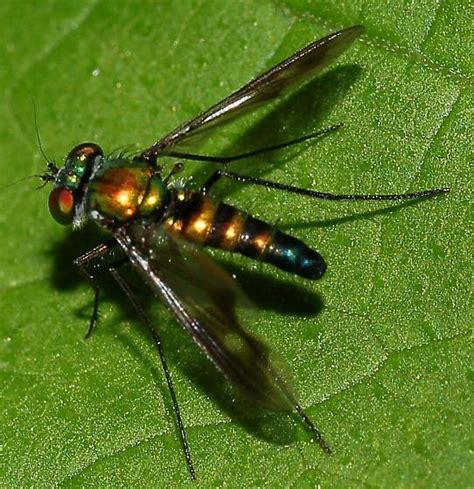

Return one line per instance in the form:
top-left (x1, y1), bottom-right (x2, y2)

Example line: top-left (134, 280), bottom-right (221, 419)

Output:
top-left (140, 25), bottom-right (364, 159)
top-left (114, 224), bottom-right (297, 412)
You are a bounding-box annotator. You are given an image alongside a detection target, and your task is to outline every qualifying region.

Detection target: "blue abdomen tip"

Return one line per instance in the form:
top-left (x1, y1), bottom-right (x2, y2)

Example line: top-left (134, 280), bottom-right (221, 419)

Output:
top-left (298, 248), bottom-right (326, 279)
top-left (267, 230), bottom-right (326, 279)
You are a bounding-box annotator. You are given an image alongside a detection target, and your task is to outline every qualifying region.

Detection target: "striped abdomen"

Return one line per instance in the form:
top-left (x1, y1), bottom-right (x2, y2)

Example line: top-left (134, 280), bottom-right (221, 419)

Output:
top-left (167, 190), bottom-right (326, 279)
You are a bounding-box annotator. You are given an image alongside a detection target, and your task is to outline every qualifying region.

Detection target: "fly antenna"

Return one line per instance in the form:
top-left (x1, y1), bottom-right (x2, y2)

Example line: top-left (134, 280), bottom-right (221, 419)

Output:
top-left (31, 101), bottom-right (59, 187)
top-left (34, 173), bottom-right (56, 190)
top-left (0, 175), bottom-right (39, 191)
top-left (1, 104), bottom-right (58, 193)
top-left (33, 100), bottom-right (52, 164)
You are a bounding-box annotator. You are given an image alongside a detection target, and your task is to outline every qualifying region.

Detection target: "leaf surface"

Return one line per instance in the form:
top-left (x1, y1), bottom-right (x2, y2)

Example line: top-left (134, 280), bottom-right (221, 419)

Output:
top-left (0, 1), bottom-right (471, 486)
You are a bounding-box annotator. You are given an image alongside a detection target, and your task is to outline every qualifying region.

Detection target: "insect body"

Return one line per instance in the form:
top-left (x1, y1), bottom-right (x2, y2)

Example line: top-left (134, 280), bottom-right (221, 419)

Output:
top-left (42, 26), bottom-right (448, 480)
top-left (89, 154), bottom-right (326, 278)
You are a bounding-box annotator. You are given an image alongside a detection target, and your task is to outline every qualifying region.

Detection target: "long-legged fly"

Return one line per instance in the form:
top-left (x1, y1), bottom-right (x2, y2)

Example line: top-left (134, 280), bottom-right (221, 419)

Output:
top-left (40, 26), bottom-right (448, 479)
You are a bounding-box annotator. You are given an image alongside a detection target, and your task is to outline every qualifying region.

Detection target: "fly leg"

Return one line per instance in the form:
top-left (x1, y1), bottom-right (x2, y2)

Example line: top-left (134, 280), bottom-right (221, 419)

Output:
top-left (294, 403), bottom-right (331, 454)
top-left (76, 242), bottom-right (196, 478)
top-left (201, 170), bottom-right (449, 201)
top-left (73, 239), bottom-right (124, 338)
top-left (167, 123), bottom-right (343, 164)
top-left (107, 266), bottom-right (196, 481)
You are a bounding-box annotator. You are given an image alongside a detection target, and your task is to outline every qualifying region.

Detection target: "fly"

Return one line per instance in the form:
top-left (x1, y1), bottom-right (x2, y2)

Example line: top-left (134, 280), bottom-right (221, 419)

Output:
top-left (40, 26), bottom-right (449, 480)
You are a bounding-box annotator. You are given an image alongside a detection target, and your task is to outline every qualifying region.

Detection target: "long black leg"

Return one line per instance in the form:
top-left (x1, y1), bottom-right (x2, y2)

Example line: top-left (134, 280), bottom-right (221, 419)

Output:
top-left (272, 369), bottom-right (331, 454)
top-left (167, 124), bottom-right (343, 164)
top-left (74, 239), bottom-right (120, 339)
top-left (108, 267), bottom-right (196, 481)
top-left (294, 403), bottom-right (331, 454)
top-left (201, 169), bottom-right (450, 201)
top-left (74, 242), bottom-right (195, 478)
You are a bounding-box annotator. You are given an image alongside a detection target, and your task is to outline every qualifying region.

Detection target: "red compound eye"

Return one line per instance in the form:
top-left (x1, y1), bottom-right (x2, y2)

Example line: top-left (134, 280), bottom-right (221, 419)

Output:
top-left (49, 187), bottom-right (75, 225)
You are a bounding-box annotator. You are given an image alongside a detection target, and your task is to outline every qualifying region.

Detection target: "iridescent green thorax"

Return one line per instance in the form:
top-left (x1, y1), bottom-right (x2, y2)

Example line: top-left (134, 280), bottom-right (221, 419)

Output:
top-left (87, 159), bottom-right (169, 222)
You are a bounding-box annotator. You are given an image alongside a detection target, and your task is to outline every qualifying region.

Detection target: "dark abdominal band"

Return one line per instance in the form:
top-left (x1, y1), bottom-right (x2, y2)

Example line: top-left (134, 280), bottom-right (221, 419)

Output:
top-left (207, 201), bottom-right (326, 280)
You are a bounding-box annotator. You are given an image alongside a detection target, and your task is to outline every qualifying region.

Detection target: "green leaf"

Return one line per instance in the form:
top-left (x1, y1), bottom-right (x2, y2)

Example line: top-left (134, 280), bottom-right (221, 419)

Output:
top-left (1, 1), bottom-right (471, 487)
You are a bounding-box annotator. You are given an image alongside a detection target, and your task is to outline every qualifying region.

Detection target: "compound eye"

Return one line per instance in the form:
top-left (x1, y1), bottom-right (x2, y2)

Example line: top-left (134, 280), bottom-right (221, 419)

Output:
top-left (67, 142), bottom-right (103, 163)
top-left (49, 187), bottom-right (75, 225)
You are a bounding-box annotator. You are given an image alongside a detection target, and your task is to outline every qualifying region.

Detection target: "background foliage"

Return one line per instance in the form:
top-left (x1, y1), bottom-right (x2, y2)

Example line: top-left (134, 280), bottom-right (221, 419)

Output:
top-left (0, 0), bottom-right (471, 487)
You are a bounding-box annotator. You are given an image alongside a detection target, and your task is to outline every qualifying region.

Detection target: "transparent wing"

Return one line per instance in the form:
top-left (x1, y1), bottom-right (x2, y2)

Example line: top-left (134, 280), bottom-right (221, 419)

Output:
top-left (114, 224), bottom-right (297, 412)
top-left (140, 25), bottom-right (364, 159)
